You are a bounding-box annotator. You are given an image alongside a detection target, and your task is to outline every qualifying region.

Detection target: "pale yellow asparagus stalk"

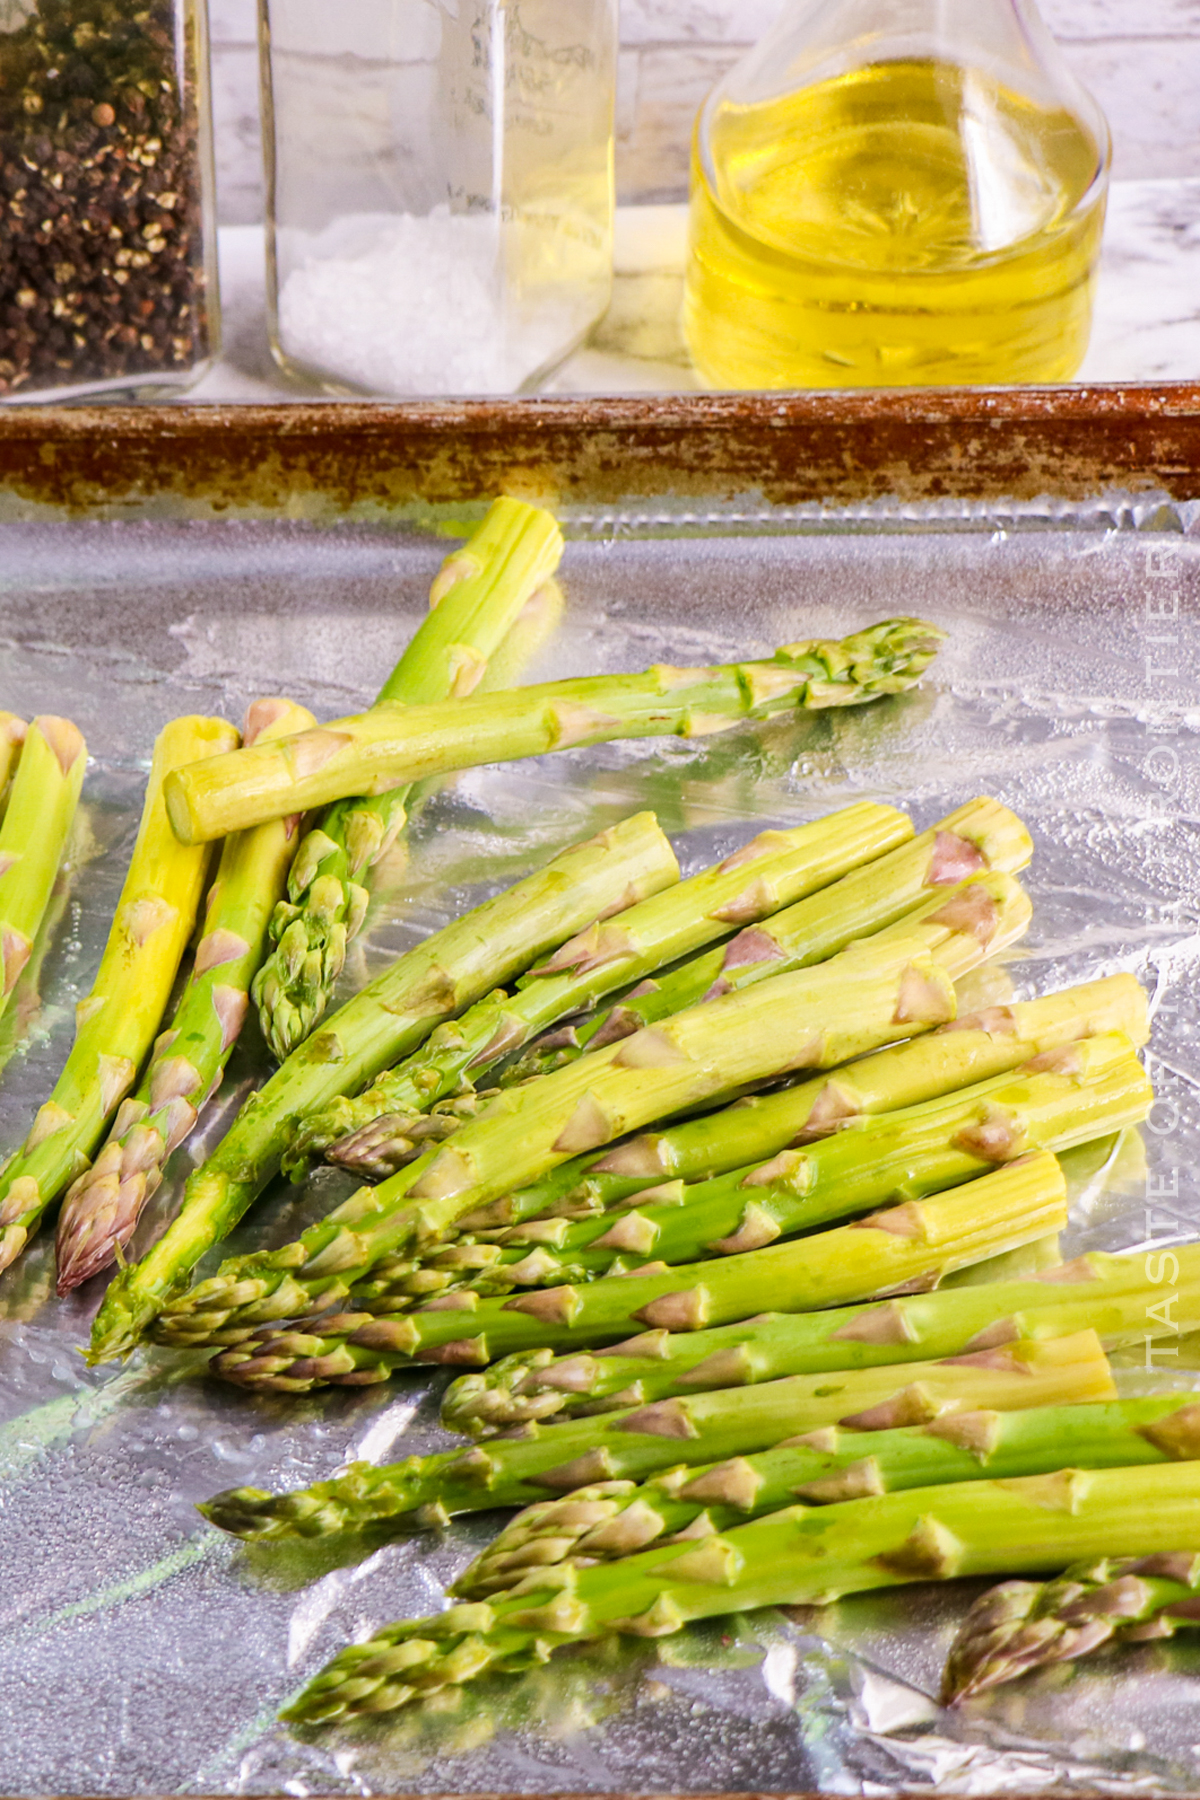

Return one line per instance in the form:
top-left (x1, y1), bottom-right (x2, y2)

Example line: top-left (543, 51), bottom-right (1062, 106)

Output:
top-left (0, 716), bottom-right (237, 1273)
top-left (0, 716), bottom-right (86, 1013)
top-left (55, 699), bottom-right (317, 1293)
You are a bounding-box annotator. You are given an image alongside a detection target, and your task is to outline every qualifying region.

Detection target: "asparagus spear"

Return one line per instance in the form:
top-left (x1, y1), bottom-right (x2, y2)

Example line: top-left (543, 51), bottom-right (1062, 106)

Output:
top-left (0, 712), bottom-right (27, 817)
top-left (0, 716), bottom-right (87, 1016)
top-left (289, 798), bottom-right (916, 1176)
top-left (87, 811), bottom-right (678, 1361)
top-left (339, 992), bottom-right (1129, 1330)
top-left (252, 498), bottom-right (565, 1061)
top-left (163, 620), bottom-right (946, 845)
top-left (321, 796), bottom-right (1029, 1178)
top-left (282, 1459), bottom-right (1200, 1725)
top-left (55, 699), bottom-right (318, 1294)
top-left (457, 1396), bottom-right (1200, 1598)
top-left (202, 1320), bottom-right (1111, 1539)
top-left (0, 715), bottom-right (237, 1275)
top-left (942, 1547), bottom-right (1200, 1703)
top-left (154, 934), bottom-right (961, 1353)
top-left (451, 1237), bottom-right (1199, 1436)
top-left (418, 971), bottom-right (1148, 1254)
top-left (210, 1143), bottom-right (1071, 1395)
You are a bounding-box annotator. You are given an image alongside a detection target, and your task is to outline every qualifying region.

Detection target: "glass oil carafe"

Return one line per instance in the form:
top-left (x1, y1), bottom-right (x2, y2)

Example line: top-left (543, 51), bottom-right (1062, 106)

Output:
top-left (683, 0), bottom-right (1111, 389)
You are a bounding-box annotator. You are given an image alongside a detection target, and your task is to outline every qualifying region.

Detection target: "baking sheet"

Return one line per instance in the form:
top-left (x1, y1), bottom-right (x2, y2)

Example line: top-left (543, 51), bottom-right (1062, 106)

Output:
top-left (2, 509), bottom-right (1200, 1795)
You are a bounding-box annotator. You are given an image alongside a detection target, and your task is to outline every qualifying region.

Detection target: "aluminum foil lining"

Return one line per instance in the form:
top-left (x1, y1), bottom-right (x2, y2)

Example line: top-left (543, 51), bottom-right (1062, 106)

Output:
top-left (0, 509), bottom-right (1198, 1794)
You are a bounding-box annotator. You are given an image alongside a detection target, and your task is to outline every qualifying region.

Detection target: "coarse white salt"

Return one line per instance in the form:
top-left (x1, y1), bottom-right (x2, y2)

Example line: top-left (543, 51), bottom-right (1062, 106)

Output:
top-left (276, 207), bottom-right (582, 395)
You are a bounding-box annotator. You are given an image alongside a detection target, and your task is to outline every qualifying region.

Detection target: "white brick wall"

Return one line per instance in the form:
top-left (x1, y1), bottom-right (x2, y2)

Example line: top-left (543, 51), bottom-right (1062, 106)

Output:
top-left (210, 0), bottom-right (1200, 223)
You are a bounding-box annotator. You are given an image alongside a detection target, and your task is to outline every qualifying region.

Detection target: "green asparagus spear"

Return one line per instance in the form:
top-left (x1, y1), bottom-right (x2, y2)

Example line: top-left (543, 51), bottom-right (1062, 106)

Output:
top-left (321, 795), bottom-right (1029, 1179)
top-left (153, 934), bottom-right (961, 1353)
top-left (0, 713), bottom-right (27, 818)
top-left (451, 1233), bottom-right (1198, 1435)
top-left (0, 715), bottom-right (238, 1276)
top-left (252, 498), bottom-right (565, 1061)
top-left (213, 1140), bottom-right (1072, 1400)
top-left (289, 798), bottom-right (916, 1177)
top-left (457, 1396), bottom-right (1200, 1598)
top-left (340, 972), bottom-right (1131, 1333)
top-left (282, 1458), bottom-right (1200, 1725)
top-left (203, 1320), bottom-right (1111, 1540)
top-left (56, 699), bottom-right (317, 1294)
top-left (424, 971), bottom-right (1148, 1252)
top-left (164, 620), bottom-right (946, 845)
top-left (942, 1547), bottom-right (1200, 1703)
top-left (87, 811), bottom-right (678, 1361)
top-left (0, 716), bottom-right (86, 1015)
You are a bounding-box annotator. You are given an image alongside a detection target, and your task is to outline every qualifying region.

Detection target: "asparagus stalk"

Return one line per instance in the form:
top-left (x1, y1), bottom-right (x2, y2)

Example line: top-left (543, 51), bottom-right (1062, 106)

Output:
top-left (0, 716), bottom-right (87, 1016)
top-left (942, 1548), bottom-right (1200, 1703)
top-left (342, 992), bottom-right (1133, 1332)
top-left (0, 716), bottom-right (237, 1275)
top-left (87, 811), bottom-right (678, 1361)
top-left (55, 699), bottom-right (318, 1294)
top-left (282, 1459), bottom-right (1200, 1725)
top-left (210, 1144), bottom-right (1071, 1394)
top-left (252, 498), bottom-right (565, 1061)
top-left (154, 934), bottom-right (961, 1353)
top-left (451, 1236), bottom-right (1199, 1436)
top-left (0, 712), bottom-right (27, 817)
top-left (457, 1396), bottom-right (1200, 1598)
top-left (420, 971), bottom-right (1148, 1253)
top-left (321, 796), bottom-right (1029, 1178)
top-left (202, 1319), bottom-right (1111, 1540)
top-left (289, 798), bottom-right (916, 1177)
top-left (163, 620), bottom-right (946, 845)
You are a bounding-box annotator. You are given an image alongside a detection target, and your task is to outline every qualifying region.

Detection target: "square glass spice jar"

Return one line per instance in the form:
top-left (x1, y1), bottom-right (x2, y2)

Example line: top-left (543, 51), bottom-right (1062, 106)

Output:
top-left (0, 0), bottom-right (221, 401)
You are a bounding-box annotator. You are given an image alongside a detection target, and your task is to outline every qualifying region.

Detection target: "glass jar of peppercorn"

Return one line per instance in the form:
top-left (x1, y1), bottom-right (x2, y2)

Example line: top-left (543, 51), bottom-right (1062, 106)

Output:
top-left (0, 0), bottom-right (219, 400)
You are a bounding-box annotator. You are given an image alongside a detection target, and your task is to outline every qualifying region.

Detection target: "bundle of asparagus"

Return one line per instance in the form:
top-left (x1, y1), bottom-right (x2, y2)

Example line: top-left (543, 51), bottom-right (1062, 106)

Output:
top-left (207, 1026), bottom-right (1148, 1392)
top-left (252, 497), bottom-right (566, 1061)
top-left (198, 1167), bottom-right (1102, 1525)
top-left (381, 972), bottom-right (1144, 1275)
top-left (302, 795), bottom-right (1029, 1178)
top-left (0, 714), bottom-right (86, 1020)
top-left (55, 699), bottom-right (316, 1293)
top-left (89, 811), bottom-right (679, 1360)
top-left (0, 716), bottom-right (237, 1274)
top-left (449, 1237), bottom-right (1195, 1438)
top-left (151, 930), bottom-right (969, 1356)
top-left (456, 1396), bottom-right (1200, 1597)
top-left (162, 619), bottom-right (946, 845)
top-left (281, 1457), bottom-right (1200, 1725)
top-left (288, 792), bottom-right (927, 1177)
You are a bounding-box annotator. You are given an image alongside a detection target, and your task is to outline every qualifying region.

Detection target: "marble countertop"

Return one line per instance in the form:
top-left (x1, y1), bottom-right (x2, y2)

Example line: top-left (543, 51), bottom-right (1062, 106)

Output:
top-left (192, 179), bottom-right (1200, 404)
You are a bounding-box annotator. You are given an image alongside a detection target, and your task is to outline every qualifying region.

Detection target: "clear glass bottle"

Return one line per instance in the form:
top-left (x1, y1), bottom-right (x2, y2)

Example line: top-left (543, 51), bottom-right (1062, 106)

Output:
top-left (684, 0), bottom-right (1111, 389)
top-left (0, 0), bottom-right (220, 401)
top-left (260, 0), bottom-right (618, 396)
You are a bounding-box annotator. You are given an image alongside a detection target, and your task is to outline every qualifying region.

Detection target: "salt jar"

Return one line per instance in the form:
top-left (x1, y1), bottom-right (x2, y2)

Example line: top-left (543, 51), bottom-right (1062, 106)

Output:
top-left (260, 0), bottom-right (619, 395)
top-left (0, 0), bottom-right (220, 401)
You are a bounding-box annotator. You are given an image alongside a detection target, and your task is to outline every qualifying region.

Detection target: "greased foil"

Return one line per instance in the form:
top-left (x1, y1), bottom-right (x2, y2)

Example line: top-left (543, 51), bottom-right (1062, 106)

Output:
top-left (2, 506), bottom-right (1200, 1795)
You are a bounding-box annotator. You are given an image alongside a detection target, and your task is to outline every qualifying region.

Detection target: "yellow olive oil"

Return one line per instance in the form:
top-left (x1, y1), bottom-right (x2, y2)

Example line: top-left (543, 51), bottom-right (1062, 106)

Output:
top-left (684, 59), bottom-right (1107, 388)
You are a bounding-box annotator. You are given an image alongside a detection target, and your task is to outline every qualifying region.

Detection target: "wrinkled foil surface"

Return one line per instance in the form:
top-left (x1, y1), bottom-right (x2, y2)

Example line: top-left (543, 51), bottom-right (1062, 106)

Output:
top-left (1, 504), bottom-right (1200, 1794)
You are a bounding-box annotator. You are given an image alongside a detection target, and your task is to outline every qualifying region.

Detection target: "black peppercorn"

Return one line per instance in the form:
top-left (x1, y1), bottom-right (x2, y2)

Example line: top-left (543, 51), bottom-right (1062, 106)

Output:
top-left (0, 0), bottom-right (211, 396)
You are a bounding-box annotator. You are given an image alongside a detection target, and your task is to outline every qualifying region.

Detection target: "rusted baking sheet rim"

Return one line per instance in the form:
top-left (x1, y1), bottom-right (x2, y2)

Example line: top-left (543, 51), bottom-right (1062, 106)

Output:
top-left (1, 385), bottom-right (1199, 514)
